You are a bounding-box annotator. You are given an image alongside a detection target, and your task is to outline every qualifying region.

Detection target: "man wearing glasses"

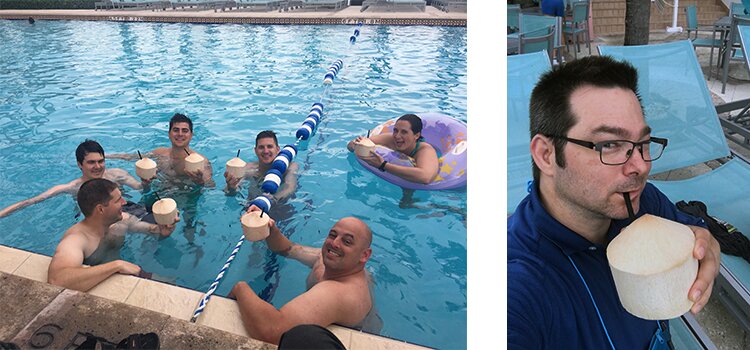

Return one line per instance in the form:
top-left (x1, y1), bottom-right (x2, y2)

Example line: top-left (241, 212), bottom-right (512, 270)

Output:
top-left (507, 56), bottom-right (721, 349)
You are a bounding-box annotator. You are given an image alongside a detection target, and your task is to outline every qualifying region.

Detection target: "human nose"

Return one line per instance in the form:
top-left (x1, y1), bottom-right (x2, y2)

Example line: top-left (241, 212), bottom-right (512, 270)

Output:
top-left (623, 144), bottom-right (650, 175)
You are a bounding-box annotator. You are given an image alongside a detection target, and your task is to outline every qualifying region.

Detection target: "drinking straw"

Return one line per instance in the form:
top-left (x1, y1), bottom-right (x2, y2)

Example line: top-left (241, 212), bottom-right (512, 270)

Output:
top-left (260, 208), bottom-right (265, 218)
top-left (184, 148), bottom-right (191, 156)
top-left (154, 191), bottom-right (162, 201)
top-left (191, 233), bottom-right (246, 323)
top-left (623, 192), bottom-right (635, 219)
top-left (137, 150), bottom-right (142, 160)
top-left (236, 149), bottom-right (241, 158)
top-left (366, 129), bottom-right (370, 138)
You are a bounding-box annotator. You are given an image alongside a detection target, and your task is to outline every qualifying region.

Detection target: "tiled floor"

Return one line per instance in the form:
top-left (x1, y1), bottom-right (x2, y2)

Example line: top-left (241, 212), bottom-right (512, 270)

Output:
top-left (0, 245), bottom-right (430, 349)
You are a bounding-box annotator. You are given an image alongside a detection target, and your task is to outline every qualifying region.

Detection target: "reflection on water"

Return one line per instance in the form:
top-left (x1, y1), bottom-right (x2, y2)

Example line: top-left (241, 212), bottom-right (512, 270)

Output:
top-left (0, 20), bottom-right (466, 350)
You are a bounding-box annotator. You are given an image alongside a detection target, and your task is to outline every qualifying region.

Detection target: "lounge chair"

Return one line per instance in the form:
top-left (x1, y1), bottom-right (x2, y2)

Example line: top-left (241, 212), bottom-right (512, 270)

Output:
top-left (282, 0), bottom-right (346, 11)
top-left (600, 39), bottom-right (750, 338)
top-left (224, 0), bottom-right (281, 11)
top-left (507, 43), bottom-right (718, 349)
top-left (361, 0), bottom-right (425, 12)
top-left (508, 14), bottom-right (563, 63)
top-left (507, 51), bottom-right (551, 212)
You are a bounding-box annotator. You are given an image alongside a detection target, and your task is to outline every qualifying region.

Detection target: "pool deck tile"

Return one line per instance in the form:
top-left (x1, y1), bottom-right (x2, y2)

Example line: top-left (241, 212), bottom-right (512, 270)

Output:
top-left (349, 330), bottom-right (432, 350)
top-left (124, 278), bottom-right (203, 321)
top-left (0, 273), bottom-right (64, 341)
top-left (160, 317), bottom-right (274, 350)
top-left (13, 253), bottom-right (51, 283)
top-left (87, 273), bottom-right (141, 303)
top-left (194, 294), bottom-right (250, 337)
top-left (328, 325), bottom-right (354, 348)
top-left (0, 245), bottom-right (31, 274)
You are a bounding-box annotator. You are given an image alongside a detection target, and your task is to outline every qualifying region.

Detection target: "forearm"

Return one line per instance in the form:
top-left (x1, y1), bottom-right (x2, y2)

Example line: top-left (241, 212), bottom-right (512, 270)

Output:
top-left (233, 282), bottom-right (287, 344)
top-left (383, 163), bottom-right (436, 184)
top-left (48, 261), bottom-right (123, 292)
top-left (266, 226), bottom-right (293, 255)
top-left (0, 200), bottom-right (31, 218)
top-left (107, 153), bottom-right (139, 161)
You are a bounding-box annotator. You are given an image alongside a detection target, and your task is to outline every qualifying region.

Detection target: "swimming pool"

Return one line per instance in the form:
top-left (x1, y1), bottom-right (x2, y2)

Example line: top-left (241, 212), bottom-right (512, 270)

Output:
top-left (0, 19), bottom-right (466, 349)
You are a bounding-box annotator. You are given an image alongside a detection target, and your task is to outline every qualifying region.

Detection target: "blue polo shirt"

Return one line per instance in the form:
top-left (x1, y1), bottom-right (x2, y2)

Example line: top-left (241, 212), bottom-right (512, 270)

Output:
top-left (508, 182), bottom-right (704, 349)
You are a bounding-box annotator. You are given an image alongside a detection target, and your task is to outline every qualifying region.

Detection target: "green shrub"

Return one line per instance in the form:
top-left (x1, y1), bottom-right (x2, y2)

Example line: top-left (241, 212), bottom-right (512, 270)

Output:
top-left (0, 0), bottom-right (98, 9)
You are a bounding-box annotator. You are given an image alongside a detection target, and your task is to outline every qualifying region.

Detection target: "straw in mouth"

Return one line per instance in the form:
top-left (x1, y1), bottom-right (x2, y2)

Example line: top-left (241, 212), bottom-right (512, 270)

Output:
top-left (623, 192), bottom-right (635, 219)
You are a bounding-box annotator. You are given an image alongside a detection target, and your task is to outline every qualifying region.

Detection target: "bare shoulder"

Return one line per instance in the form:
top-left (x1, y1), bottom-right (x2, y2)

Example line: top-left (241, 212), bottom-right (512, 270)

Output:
top-left (152, 148), bottom-right (169, 156)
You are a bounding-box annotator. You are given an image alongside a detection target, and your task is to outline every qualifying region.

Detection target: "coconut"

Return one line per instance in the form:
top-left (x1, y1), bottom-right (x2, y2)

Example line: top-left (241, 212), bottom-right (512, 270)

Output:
top-left (354, 138), bottom-right (376, 157)
top-left (152, 198), bottom-right (177, 225)
top-left (184, 153), bottom-right (205, 173)
top-left (226, 157), bottom-right (247, 178)
top-left (135, 157), bottom-right (157, 180)
top-left (241, 211), bottom-right (270, 242)
top-left (607, 214), bottom-right (698, 320)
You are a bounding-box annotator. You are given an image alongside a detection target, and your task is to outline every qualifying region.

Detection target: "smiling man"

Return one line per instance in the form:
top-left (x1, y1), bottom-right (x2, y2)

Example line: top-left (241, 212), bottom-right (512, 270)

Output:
top-left (109, 113), bottom-right (214, 187)
top-left (0, 140), bottom-right (145, 218)
top-left (507, 56), bottom-right (721, 349)
top-left (229, 205), bottom-right (377, 345)
top-left (224, 130), bottom-right (298, 201)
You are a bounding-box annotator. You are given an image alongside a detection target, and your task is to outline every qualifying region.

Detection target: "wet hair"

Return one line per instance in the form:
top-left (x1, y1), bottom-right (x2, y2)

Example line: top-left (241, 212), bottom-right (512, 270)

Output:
top-left (75, 140), bottom-right (105, 165)
top-left (169, 113), bottom-right (193, 132)
top-left (397, 114), bottom-right (423, 135)
top-left (529, 55), bottom-right (642, 182)
top-left (256, 130), bottom-right (279, 147)
top-left (77, 178), bottom-right (118, 217)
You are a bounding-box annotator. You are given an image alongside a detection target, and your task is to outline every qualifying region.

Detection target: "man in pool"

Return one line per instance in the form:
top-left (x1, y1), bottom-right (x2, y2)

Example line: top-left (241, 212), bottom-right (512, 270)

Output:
top-left (0, 139), bottom-right (149, 218)
top-left (347, 114), bottom-right (439, 185)
top-left (48, 178), bottom-right (178, 292)
top-left (230, 205), bottom-right (377, 345)
top-left (507, 56), bottom-right (721, 348)
top-left (109, 113), bottom-right (215, 187)
top-left (224, 130), bottom-right (298, 202)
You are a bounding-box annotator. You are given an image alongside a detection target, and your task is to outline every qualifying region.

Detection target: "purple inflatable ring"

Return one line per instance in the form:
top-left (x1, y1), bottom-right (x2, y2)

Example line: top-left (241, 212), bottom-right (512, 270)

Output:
top-left (356, 113), bottom-right (467, 191)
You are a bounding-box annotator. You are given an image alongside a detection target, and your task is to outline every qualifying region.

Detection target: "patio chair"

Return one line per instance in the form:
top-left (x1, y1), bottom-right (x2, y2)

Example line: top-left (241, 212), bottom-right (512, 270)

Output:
top-left (507, 51), bottom-right (551, 212)
top-left (508, 4), bottom-right (521, 33)
top-left (562, 0), bottom-right (590, 59)
top-left (519, 26), bottom-right (555, 64)
top-left (519, 14), bottom-right (564, 63)
top-left (721, 15), bottom-right (750, 93)
top-left (684, 4), bottom-right (721, 80)
top-left (224, 0), bottom-right (279, 11)
top-left (601, 39), bottom-right (750, 339)
top-left (731, 1), bottom-right (750, 17)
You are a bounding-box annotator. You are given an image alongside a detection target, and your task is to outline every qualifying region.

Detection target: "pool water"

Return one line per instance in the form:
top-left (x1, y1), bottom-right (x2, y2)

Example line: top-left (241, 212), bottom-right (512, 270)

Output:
top-left (0, 20), bottom-right (466, 349)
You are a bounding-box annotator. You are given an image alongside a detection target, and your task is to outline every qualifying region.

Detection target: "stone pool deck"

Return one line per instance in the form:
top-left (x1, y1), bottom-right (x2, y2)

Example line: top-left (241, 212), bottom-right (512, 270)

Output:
top-left (0, 245), bottom-right (429, 349)
top-left (0, 5), bottom-right (466, 26)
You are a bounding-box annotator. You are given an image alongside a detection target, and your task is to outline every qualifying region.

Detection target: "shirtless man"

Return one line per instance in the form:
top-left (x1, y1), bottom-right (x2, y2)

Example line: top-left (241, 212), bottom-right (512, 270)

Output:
top-left (230, 206), bottom-right (374, 345)
top-left (110, 113), bottom-right (215, 187)
top-left (225, 130), bottom-right (298, 201)
top-left (0, 140), bottom-right (147, 218)
top-left (47, 178), bottom-right (178, 292)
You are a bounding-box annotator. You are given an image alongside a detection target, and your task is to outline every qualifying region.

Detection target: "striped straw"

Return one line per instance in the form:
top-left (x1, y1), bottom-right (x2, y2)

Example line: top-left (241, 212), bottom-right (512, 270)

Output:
top-left (190, 234), bottom-right (246, 322)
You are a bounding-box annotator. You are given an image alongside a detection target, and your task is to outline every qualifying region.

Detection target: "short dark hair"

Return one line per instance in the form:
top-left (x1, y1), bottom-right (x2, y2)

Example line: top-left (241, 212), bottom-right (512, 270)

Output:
top-left (77, 178), bottom-right (118, 217)
top-left (169, 113), bottom-right (193, 132)
top-left (529, 55), bottom-right (642, 182)
top-left (397, 114), bottom-right (423, 134)
top-left (256, 130), bottom-right (278, 147)
top-left (75, 140), bottom-right (105, 165)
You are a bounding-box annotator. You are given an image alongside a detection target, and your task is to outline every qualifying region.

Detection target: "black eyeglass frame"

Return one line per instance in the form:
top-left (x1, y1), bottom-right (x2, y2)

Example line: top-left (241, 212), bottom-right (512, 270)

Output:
top-left (548, 135), bottom-right (669, 166)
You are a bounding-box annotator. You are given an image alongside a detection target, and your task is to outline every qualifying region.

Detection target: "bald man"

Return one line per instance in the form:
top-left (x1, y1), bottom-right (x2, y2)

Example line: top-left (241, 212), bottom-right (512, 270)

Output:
top-left (230, 207), bottom-right (376, 345)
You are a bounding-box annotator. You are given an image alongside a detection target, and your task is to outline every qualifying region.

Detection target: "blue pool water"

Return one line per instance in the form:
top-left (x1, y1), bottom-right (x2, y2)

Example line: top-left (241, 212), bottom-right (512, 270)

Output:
top-left (0, 20), bottom-right (466, 349)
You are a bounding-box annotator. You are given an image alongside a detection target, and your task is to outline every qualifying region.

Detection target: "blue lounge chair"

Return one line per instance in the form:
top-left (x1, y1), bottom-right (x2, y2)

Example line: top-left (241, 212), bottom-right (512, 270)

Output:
top-left (507, 51), bottom-right (552, 213)
top-left (600, 39), bottom-right (750, 338)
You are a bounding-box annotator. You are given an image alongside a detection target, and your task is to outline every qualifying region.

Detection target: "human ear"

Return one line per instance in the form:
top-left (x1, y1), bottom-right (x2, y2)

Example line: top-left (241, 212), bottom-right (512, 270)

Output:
top-left (530, 134), bottom-right (557, 177)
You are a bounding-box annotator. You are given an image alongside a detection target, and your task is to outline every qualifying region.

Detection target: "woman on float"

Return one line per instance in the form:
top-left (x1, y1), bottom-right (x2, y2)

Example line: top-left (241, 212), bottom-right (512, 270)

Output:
top-left (347, 114), bottom-right (439, 185)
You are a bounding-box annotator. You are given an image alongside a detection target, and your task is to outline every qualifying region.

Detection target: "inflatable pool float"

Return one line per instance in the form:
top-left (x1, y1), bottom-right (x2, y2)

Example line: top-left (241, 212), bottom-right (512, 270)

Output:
top-left (356, 113), bottom-right (467, 190)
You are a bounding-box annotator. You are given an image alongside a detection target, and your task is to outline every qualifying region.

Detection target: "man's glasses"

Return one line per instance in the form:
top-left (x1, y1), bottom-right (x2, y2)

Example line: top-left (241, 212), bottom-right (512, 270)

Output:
top-left (549, 135), bottom-right (668, 166)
